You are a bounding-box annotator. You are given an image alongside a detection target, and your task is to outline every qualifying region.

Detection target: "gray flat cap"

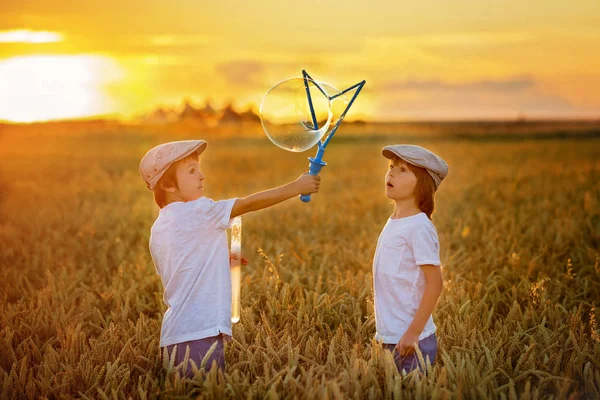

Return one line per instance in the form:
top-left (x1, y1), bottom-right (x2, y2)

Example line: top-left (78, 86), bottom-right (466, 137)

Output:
top-left (382, 144), bottom-right (448, 189)
top-left (139, 140), bottom-right (207, 191)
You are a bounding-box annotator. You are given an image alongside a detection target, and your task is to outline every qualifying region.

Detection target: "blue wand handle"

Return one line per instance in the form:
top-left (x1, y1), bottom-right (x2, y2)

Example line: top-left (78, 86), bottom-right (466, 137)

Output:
top-left (300, 145), bottom-right (326, 202)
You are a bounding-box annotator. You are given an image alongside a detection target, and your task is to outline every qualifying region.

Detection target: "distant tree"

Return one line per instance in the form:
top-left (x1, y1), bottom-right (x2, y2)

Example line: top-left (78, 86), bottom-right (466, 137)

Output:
top-left (219, 102), bottom-right (242, 123)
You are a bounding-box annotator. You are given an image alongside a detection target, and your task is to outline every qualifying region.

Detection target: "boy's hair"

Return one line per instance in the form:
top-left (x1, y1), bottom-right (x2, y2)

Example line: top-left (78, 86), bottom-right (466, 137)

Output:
top-left (401, 157), bottom-right (436, 219)
top-left (154, 151), bottom-right (200, 209)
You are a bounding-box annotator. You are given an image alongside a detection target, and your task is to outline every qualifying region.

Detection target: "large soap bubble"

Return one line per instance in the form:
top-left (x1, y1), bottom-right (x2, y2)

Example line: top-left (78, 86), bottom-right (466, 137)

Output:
top-left (260, 77), bottom-right (347, 152)
top-left (319, 82), bottom-right (349, 145)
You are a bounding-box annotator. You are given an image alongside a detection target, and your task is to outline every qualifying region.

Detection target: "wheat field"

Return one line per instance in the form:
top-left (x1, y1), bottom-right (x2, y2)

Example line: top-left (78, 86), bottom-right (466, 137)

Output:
top-left (0, 126), bottom-right (599, 399)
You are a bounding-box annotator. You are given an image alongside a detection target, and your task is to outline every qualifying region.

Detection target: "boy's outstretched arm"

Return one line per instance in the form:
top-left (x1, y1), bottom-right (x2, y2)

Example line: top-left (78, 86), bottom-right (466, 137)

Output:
top-left (230, 173), bottom-right (320, 218)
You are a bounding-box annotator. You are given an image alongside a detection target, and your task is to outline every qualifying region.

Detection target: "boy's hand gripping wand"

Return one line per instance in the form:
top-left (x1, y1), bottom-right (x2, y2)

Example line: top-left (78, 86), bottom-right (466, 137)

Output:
top-left (298, 70), bottom-right (366, 202)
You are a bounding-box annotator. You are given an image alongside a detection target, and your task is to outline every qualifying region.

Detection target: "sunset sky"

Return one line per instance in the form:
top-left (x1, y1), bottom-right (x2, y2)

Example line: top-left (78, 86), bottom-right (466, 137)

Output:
top-left (1, 0), bottom-right (599, 122)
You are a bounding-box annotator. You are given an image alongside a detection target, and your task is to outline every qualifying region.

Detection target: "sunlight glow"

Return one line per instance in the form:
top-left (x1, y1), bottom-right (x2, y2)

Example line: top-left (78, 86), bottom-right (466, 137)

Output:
top-left (0, 55), bottom-right (124, 122)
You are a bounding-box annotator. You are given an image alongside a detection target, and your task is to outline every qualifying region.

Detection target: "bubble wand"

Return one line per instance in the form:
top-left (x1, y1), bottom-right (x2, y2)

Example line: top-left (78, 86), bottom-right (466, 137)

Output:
top-left (299, 71), bottom-right (365, 201)
top-left (230, 216), bottom-right (242, 323)
top-left (259, 70), bottom-right (365, 202)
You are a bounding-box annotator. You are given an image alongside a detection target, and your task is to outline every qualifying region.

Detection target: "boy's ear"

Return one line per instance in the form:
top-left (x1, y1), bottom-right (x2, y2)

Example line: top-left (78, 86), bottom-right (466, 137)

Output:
top-left (160, 181), bottom-right (177, 193)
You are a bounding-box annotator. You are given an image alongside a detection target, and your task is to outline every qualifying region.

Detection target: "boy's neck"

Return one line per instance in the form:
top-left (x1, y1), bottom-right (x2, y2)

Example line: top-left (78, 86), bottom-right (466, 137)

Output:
top-left (165, 192), bottom-right (186, 206)
top-left (391, 198), bottom-right (421, 219)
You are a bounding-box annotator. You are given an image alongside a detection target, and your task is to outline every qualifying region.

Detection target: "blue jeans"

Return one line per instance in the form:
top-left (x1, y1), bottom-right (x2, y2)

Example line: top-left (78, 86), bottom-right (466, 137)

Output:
top-left (163, 334), bottom-right (226, 377)
top-left (383, 333), bottom-right (438, 373)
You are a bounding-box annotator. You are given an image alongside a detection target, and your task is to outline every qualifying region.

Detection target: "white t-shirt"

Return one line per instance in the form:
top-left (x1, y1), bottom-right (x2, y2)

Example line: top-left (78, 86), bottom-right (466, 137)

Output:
top-left (373, 212), bottom-right (441, 344)
top-left (149, 196), bottom-right (237, 347)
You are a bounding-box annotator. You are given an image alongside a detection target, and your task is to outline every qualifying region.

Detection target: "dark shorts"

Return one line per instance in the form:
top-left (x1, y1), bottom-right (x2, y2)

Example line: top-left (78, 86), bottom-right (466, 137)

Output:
top-left (383, 333), bottom-right (438, 373)
top-left (162, 334), bottom-right (227, 377)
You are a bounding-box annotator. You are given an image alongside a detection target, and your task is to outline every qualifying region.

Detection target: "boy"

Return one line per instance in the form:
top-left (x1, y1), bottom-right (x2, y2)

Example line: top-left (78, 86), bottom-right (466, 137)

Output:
top-left (139, 139), bottom-right (320, 376)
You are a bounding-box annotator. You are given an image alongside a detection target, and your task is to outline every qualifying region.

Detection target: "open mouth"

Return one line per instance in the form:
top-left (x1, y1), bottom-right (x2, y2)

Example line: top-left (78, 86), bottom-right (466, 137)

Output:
top-left (386, 182), bottom-right (394, 188)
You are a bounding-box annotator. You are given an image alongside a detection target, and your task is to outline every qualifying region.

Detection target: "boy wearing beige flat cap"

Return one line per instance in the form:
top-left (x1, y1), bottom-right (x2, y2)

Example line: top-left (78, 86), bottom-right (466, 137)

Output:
top-left (139, 139), bottom-right (320, 377)
top-left (373, 144), bottom-right (448, 374)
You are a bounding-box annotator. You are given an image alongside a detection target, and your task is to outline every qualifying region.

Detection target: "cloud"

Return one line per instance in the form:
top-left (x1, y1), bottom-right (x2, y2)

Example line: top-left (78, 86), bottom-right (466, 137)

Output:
top-left (373, 77), bottom-right (584, 119)
top-left (0, 29), bottom-right (63, 44)
top-left (377, 77), bottom-right (535, 93)
top-left (408, 32), bottom-right (533, 48)
top-left (99, 34), bottom-right (214, 56)
top-left (215, 60), bottom-right (265, 87)
top-left (147, 35), bottom-right (211, 47)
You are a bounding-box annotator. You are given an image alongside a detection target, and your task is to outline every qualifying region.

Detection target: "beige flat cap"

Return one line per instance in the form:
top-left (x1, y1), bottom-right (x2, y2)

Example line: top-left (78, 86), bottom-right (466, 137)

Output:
top-left (139, 140), bottom-right (207, 191)
top-left (382, 144), bottom-right (449, 189)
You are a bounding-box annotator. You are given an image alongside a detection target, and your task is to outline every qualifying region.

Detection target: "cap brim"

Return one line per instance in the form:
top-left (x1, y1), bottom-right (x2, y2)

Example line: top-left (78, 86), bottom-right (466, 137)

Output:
top-left (146, 140), bottom-right (208, 191)
top-left (382, 147), bottom-right (413, 166)
top-left (382, 147), bottom-right (397, 160)
top-left (172, 140), bottom-right (208, 164)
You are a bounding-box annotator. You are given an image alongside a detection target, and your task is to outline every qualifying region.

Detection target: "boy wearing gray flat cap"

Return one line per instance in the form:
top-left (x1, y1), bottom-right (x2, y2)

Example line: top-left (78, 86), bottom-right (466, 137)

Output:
top-left (373, 144), bottom-right (448, 374)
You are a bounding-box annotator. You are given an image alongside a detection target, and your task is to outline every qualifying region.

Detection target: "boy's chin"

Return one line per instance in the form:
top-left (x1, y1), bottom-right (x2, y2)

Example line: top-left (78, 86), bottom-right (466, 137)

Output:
top-left (385, 191), bottom-right (404, 201)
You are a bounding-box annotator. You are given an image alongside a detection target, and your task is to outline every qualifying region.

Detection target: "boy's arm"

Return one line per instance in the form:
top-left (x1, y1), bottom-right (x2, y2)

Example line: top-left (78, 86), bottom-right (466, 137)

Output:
top-left (396, 265), bottom-right (443, 354)
top-left (230, 173), bottom-right (320, 218)
top-left (407, 265), bottom-right (443, 334)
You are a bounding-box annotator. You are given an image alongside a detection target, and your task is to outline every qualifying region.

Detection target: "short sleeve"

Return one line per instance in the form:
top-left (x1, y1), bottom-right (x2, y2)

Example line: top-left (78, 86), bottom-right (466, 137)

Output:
top-left (411, 226), bottom-right (441, 266)
top-left (190, 197), bottom-right (237, 230)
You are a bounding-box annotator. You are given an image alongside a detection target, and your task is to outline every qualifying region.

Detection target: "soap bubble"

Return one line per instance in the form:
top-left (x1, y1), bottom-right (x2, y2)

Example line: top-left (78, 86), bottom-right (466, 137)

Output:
top-left (319, 82), bottom-right (349, 145)
top-left (260, 77), bottom-right (347, 152)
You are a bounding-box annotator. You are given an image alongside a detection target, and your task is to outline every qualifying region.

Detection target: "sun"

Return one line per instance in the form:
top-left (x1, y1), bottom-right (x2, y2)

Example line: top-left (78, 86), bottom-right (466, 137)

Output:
top-left (0, 55), bottom-right (123, 123)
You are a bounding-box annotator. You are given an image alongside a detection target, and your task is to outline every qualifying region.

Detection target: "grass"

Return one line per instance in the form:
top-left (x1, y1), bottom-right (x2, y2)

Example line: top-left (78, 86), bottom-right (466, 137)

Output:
top-left (0, 127), bottom-right (599, 399)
